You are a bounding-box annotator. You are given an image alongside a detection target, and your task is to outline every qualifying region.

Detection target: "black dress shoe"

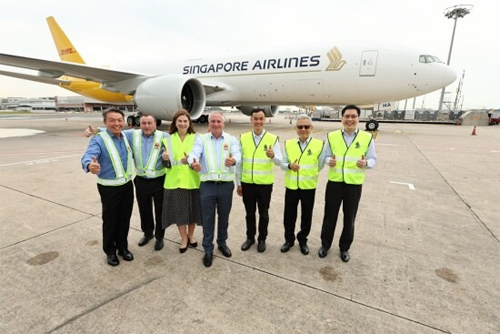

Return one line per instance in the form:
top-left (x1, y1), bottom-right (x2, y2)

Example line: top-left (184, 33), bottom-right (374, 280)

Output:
top-left (107, 254), bottom-right (119, 266)
top-left (318, 246), bottom-right (328, 258)
top-left (218, 244), bottom-right (232, 258)
top-left (257, 240), bottom-right (266, 253)
top-left (280, 242), bottom-right (294, 253)
top-left (299, 243), bottom-right (309, 255)
top-left (241, 239), bottom-right (255, 251)
top-left (188, 236), bottom-right (198, 248)
top-left (118, 249), bottom-right (134, 261)
top-left (203, 252), bottom-right (213, 267)
top-left (138, 235), bottom-right (153, 247)
top-left (154, 239), bottom-right (164, 251)
top-left (340, 251), bottom-right (350, 262)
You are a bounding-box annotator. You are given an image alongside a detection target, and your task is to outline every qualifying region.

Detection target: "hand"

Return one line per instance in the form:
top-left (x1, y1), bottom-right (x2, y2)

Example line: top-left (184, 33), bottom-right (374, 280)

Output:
top-left (224, 153), bottom-right (236, 167)
top-left (237, 186), bottom-right (243, 197)
top-left (266, 148), bottom-right (275, 159)
top-left (161, 147), bottom-right (169, 161)
top-left (290, 159), bottom-right (300, 172)
top-left (357, 155), bottom-right (367, 168)
top-left (181, 152), bottom-right (188, 164)
top-left (89, 156), bottom-right (101, 174)
top-left (329, 155), bottom-right (337, 167)
top-left (191, 158), bottom-right (201, 172)
top-left (83, 125), bottom-right (95, 138)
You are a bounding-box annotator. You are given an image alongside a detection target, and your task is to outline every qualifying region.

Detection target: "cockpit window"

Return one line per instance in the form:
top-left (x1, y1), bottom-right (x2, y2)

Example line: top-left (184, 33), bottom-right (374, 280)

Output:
top-left (419, 55), bottom-right (443, 63)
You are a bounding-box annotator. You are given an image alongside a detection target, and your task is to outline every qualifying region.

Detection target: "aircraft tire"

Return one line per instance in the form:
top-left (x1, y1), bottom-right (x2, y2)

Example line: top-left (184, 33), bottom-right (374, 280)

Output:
top-left (127, 116), bottom-right (135, 126)
top-left (134, 116), bottom-right (141, 127)
top-left (365, 120), bottom-right (379, 131)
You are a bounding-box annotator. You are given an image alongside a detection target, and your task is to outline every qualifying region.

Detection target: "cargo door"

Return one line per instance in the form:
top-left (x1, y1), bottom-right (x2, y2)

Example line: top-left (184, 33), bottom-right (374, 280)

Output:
top-left (359, 50), bottom-right (378, 76)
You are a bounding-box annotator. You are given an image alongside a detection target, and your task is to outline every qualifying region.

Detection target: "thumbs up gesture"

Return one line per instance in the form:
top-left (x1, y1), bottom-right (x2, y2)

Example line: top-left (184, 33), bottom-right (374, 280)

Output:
top-left (328, 154), bottom-right (337, 167)
top-left (266, 147), bottom-right (275, 159)
top-left (225, 152), bottom-right (235, 167)
top-left (357, 154), bottom-right (367, 168)
top-left (161, 146), bottom-right (169, 161)
top-left (290, 159), bottom-right (300, 172)
top-left (181, 152), bottom-right (188, 164)
top-left (191, 158), bottom-right (201, 172)
top-left (89, 156), bottom-right (101, 174)
top-left (83, 125), bottom-right (95, 137)
top-left (162, 147), bottom-right (172, 168)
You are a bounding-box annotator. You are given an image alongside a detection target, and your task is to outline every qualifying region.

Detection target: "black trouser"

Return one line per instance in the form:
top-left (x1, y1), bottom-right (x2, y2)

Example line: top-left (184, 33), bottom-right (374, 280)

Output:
top-left (241, 182), bottom-right (273, 241)
top-left (97, 181), bottom-right (134, 255)
top-left (283, 188), bottom-right (316, 245)
top-left (320, 181), bottom-right (362, 252)
top-left (134, 175), bottom-right (165, 240)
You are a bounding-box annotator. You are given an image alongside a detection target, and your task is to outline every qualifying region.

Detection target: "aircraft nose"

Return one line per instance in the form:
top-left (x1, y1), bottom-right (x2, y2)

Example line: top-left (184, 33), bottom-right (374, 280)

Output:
top-left (443, 66), bottom-right (457, 86)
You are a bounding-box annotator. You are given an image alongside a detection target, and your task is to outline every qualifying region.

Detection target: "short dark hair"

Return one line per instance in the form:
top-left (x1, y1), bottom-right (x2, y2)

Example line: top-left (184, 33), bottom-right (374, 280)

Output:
top-left (251, 108), bottom-right (266, 117)
top-left (103, 108), bottom-right (124, 121)
top-left (140, 112), bottom-right (157, 122)
top-left (341, 105), bottom-right (360, 116)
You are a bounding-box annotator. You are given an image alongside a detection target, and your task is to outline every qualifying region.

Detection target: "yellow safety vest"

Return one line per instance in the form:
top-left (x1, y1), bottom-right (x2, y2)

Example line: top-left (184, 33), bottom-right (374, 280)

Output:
top-left (240, 131), bottom-right (278, 185)
top-left (162, 133), bottom-right (201, 189)
top-left (132, 129), bottom-right (165, 178)
top-left (97, 131), bottom-right (133, 186)
top-left (284, 138), bottom-right (324, 190)
top-left (327, 130), bottom-right (372, 185)
top-left (200, 133), bottom-right (235, 182)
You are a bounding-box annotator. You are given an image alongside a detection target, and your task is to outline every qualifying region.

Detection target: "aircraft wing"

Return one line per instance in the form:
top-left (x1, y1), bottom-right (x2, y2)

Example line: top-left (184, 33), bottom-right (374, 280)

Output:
top-left (0, 69), bottom-right (71, 85)
top-left (0, 53), bottom-right (148, 92)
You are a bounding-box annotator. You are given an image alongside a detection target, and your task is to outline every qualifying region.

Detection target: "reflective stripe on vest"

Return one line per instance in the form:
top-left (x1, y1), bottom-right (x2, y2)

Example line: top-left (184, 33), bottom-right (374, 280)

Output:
top-left (240, 131), bottom-right (277, 184)
top-left (200, 133), bottom-right (234, 182)
top-left (97, 131), bottom-right (133, 186)
top-left (327, 130), bottom-right (372, 185)
top-left (133, 129), bottom-right (165, 178)
top-left (162, 133), bottom-right (201, 189)
top-left (284, 138), bottom-right (324, 190)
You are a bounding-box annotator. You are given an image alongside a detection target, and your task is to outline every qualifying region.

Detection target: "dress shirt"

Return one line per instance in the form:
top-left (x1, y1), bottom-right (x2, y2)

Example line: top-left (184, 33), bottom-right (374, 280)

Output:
top-left (81, 129), bottom-right (131, 179)
top-left (323, 129), bottom-right (377, 168)
top-left (187, 131), bottom-right (241, 177)
top-left (280, 136), bottom-right (326, 172)
top-left (235, 130), bottom-right (283, 186)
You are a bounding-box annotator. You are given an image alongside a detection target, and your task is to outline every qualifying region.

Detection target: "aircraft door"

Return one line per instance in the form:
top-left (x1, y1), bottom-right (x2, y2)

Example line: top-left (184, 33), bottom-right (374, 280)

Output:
top-left (359, 50), bottom-right (378, 76)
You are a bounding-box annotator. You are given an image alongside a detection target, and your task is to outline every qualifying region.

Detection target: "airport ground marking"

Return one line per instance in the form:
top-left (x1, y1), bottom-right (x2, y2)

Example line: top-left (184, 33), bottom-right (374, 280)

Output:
top-left (390, 181), bottom-right (415, 190)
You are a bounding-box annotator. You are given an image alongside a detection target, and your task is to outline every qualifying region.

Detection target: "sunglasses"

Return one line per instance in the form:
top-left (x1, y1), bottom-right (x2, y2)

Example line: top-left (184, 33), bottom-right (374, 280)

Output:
top-left (296, 125), bottom-right (311, 130)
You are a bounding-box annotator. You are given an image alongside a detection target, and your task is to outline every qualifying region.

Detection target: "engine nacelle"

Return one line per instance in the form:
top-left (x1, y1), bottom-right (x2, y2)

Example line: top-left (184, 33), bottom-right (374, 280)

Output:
top-left (134, 75), bottom-right (205, 121)
top-left (237, 105), bottom-right (279, 117)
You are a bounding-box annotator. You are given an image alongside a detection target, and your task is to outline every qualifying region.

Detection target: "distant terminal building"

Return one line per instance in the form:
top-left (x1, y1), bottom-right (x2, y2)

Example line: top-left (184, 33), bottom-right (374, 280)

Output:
top-left (0, 96), bottom-right (134, 113)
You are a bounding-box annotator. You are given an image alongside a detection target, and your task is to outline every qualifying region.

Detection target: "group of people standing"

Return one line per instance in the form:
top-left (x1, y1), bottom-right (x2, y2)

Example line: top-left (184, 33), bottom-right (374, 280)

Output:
top-left (81, 105), bottom-right (376, 268)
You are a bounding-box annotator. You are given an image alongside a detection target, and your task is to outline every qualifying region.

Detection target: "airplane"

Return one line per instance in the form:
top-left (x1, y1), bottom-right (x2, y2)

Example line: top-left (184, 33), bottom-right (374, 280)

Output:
top-left (0, 17), bottom-right (457, 131)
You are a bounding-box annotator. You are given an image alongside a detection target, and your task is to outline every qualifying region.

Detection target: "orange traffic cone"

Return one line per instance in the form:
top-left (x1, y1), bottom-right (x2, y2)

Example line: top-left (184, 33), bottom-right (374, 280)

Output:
top-left (471, 126), bottom-right (477, 136)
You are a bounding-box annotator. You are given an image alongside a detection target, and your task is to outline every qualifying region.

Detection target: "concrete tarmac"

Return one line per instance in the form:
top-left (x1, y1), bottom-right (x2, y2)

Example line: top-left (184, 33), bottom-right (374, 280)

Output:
top-left (0, 112), bottom-right (499, 334)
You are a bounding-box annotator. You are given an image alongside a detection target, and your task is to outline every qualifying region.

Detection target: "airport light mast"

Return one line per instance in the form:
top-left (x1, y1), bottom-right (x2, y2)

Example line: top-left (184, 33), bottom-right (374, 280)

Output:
top-left (438, 4), bottom-right (473, 112)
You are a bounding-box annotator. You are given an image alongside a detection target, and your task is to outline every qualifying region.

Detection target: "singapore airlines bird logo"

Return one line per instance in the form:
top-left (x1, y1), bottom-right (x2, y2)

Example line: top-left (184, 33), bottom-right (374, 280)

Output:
top-left (326, 47), bottom-right (346, 71)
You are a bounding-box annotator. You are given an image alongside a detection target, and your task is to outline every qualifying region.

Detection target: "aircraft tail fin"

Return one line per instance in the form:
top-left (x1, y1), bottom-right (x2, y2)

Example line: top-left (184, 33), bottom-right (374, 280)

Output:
top-left (46, 16), bottom-right (85, 64)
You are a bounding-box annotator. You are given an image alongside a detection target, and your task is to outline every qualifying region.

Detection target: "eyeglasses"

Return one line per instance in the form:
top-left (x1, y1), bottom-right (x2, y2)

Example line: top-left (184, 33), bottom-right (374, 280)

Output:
top-left (343, 115), bottom-right (358, 119)
top-left (296, 125), bottom-right (311, 130)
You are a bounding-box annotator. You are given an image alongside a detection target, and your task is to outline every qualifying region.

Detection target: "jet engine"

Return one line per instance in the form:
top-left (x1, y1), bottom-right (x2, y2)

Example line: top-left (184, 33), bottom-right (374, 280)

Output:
top-left (134, 75), bottom-right (206, 121)
top-left (237, 105), bottom-right (279, 117)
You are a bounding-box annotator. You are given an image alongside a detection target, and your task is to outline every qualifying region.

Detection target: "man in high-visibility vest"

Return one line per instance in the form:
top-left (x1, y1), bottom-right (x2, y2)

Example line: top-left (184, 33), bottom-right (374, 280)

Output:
top-left (281, 115), bottom-right (325, 256)
top-left (318, 105), bottom-right (377, 262)
top-left (188, 111), bottom-right (241, 268)
top-left (236, 109), bottom-right (282, 253)
top-left (82, 108), bottom-right (134, 267)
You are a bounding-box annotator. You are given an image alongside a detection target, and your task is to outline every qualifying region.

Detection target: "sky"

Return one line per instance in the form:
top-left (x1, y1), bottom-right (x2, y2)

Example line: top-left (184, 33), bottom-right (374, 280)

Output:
top-left (0, 0), bottom-right (497, 110)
